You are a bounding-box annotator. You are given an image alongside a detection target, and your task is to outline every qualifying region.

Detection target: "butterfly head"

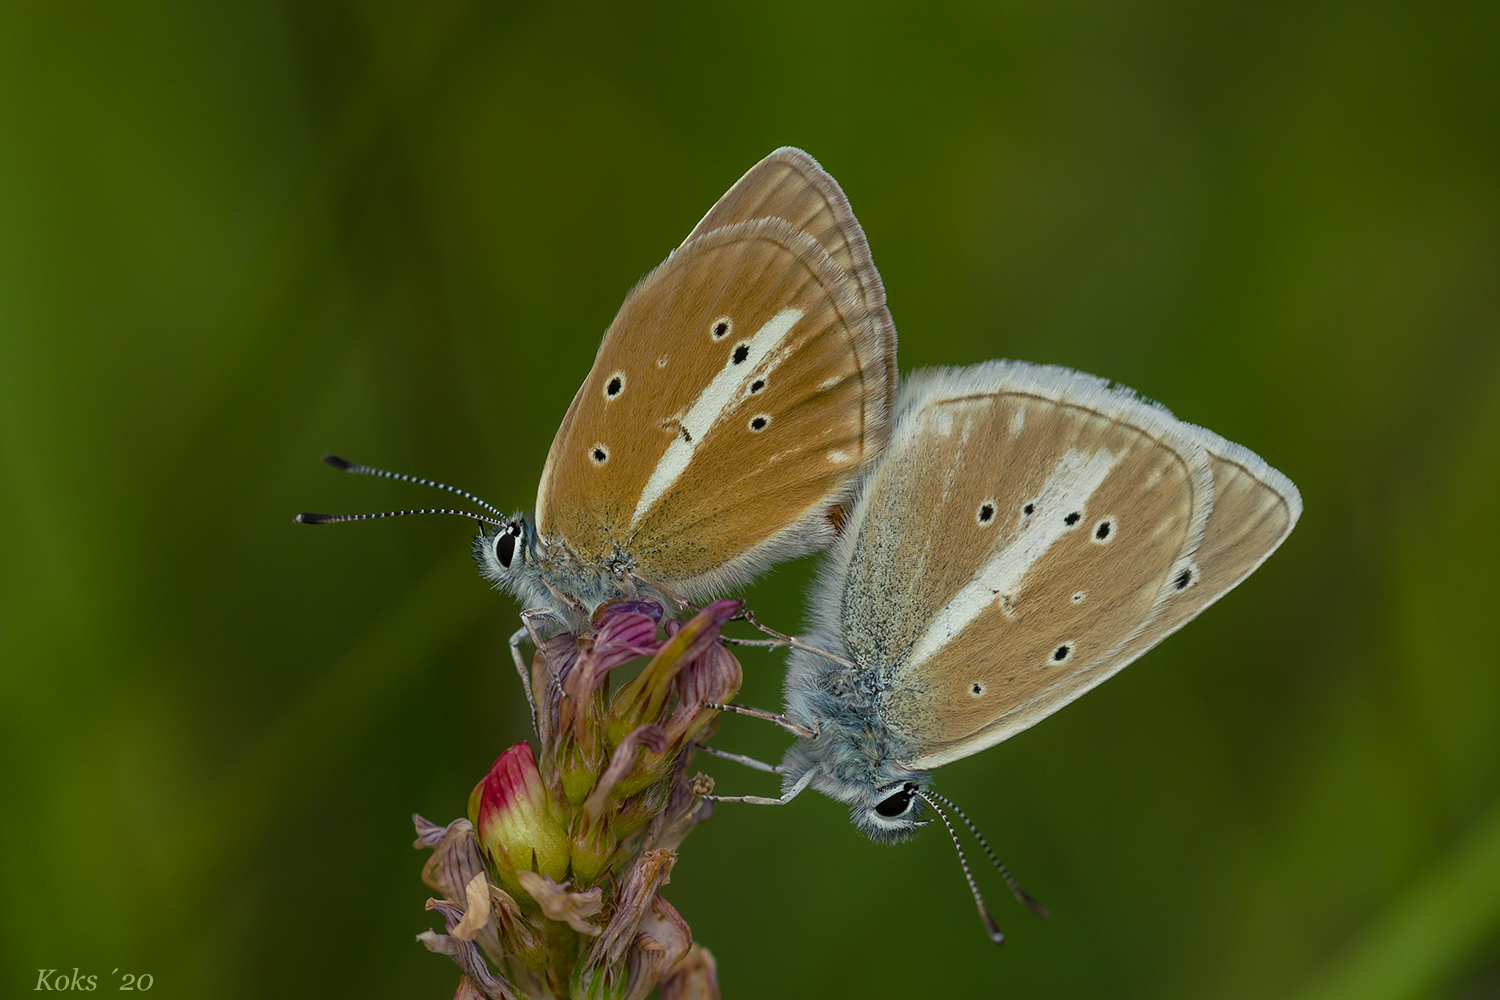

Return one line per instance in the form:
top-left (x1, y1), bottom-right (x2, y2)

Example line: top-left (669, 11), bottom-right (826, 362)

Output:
top-left (474, 513), bottom-right (550, 602)
top-left (782, 729), bottom-right (930, 844)
top-left (853, 780), bottom-right (930, 841)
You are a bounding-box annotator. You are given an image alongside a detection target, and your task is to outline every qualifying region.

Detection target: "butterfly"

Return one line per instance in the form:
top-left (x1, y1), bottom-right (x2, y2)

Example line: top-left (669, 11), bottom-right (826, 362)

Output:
top-left (301, 148), bottom-right (897, 636)
top-left (708, 359), bottom-right (1300, 933)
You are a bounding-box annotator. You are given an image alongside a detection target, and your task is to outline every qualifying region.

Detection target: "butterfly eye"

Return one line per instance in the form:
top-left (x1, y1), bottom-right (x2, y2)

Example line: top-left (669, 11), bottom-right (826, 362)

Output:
top-left (875, 785), bottom-right (916, 818)
top-left (495, 531), bottom-right (517, 569)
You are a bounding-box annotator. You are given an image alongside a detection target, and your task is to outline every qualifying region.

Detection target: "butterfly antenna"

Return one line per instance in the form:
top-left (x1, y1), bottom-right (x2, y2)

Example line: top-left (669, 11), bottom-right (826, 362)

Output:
top-left (318, 453), bottom-right (507, 519)
top-left (922, 789), bottom-right (1050, 919)
top-left (915, 790), bottom-right (1005, 944)
top-left (295, 508), bottom-right (505, 528)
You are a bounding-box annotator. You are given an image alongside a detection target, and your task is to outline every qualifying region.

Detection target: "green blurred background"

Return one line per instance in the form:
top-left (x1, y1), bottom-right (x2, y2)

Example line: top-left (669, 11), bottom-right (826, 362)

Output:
top-left (3, 2), bottom-right (1497, 997)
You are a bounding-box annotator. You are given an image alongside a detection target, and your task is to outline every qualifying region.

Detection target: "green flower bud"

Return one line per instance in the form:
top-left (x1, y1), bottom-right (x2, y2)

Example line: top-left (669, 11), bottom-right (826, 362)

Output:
top-left (470, 742), bottom-right (571, 894)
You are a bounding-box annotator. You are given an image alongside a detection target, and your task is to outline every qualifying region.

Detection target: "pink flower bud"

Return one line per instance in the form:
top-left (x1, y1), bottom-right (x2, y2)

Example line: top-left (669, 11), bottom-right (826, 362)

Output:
top-left (469, 743), bottom-right (571, 893)
top-left (665, 639), bottom-right (743, 749)
top-left (557, 601), bottom-right (668, 805)
top-left (607, 601), bottom-right (741, 745)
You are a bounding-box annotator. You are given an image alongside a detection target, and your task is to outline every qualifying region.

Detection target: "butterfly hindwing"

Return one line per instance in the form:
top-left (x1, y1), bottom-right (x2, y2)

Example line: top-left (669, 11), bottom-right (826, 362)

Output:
top-left (823, 361), bottom-right (1296, 770)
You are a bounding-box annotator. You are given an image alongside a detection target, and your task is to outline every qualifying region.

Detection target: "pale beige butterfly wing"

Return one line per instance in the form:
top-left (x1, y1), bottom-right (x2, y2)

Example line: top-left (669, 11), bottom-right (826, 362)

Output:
top-left (824, 361), bottom-right (1298, 771)
top-left (536, 157), bottom-right (895, 598)
top-left (903, 421), bottom-right (1302, 771)
top-left (1052, 433), bottom-right (1302, 706)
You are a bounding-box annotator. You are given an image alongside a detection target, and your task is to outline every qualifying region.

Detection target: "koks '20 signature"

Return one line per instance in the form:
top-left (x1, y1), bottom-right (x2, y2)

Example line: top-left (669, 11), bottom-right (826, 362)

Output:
top-left (34, 968), bottom-right (154, 991)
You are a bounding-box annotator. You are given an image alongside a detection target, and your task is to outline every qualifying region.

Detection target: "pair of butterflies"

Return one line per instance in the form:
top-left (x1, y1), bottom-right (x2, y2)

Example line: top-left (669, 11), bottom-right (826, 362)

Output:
top-left (307, 147), bottom-right (1300, 894)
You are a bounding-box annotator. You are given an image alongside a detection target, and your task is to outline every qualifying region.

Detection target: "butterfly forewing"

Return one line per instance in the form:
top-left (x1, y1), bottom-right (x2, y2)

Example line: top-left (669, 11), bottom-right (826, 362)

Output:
top-left (538, 216), bottom-right (893, 596)
top-left (684, 147), bottom-right (895, 398)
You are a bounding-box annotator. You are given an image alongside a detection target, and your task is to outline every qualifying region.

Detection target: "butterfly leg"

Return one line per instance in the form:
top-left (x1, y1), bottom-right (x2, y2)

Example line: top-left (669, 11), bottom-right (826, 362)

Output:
top-left (705, 767), bottom-right (815, 805)
top-left (706, 701), bottom-right (818, 740)
top-left (518, 607), bottom-right (572, 711)
top-left (729, 609), bottom-right (858, 671)
top-left (508, 622), bottom-right (542, 732)
top-left (520, 606), bottom-right (566, 650)
top-left (695, 744), bottom-right (785, 774)
top-left (625, 569), bottom-right (695, 614)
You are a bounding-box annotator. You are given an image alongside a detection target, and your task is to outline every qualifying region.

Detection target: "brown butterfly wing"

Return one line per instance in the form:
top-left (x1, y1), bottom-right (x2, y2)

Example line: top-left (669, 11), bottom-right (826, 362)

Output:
top-left (836, 363), bottom-right (1298, 770)
top-left (684, 147), bottom-right (896, 402)
top-left (537, 213), bottom-right (894, 596)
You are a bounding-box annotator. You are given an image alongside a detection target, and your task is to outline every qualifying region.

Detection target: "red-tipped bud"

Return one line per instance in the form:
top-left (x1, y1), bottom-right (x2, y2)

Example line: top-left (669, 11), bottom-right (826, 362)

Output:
top-left (470, 743), bottom-right (571, 894)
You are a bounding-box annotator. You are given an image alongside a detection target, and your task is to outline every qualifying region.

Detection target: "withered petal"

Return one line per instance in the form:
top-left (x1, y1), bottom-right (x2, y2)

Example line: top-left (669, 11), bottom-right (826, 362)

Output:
top-left (589, 848), bottom-right (677, 968)
top-left (416, 930), bottom-right (517, 1000)
top-left (659, 943), bottom-right (720, 1000)
top-left (643, 775), bottom-right (715, 852)
top-left (622, 932), bottom-right (668, 1000)
top-left (640, 894), bottom-right (692, 970)
top-left (413, 813), bottom-right (448, 848)
top-left (516, 870), bottom-right (604, 936)
top-left (593, 598), bottom-right (665, 629)
top-left (415, 817), bottom-right (488, 905)
top-left (454, 974), bottom-right (487, 1000)
top-left (674, 642), bottom-right (743, 709)
top-left (451, 873), bottom-right (493, 941)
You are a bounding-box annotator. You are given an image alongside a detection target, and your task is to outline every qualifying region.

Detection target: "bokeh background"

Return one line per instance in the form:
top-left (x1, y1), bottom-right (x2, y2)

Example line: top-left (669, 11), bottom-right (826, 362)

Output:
top-left (3, 2), bottom-right (1498, 997)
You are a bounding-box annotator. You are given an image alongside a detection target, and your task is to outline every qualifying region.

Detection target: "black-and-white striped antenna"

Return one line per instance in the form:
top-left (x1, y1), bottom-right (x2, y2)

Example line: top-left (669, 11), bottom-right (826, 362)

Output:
top-left (319, 454), bottom-right (505, 517)
top-left (914, 788), bottom-right (1049, 946)
top-left (917, 791), bottom-right (1005, 944)
top-left (295, 507), bottom-right (505, 528)
top-left (921, 788), bottom-right (1050, 919)
top-left (294, 454), bottom-right (506, 529)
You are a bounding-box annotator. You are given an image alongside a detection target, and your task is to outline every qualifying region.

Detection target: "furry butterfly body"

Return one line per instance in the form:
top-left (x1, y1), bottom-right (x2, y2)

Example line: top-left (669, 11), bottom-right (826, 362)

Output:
top-left (776, 360), bottom-right (1301, 840)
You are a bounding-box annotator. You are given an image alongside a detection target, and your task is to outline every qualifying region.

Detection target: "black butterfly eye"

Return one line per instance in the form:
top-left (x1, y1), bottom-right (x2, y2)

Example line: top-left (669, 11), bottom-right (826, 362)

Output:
top-left (495, 531), bottom-right (517, 569)
top-left (875, 784), bottom-right (916, 818)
